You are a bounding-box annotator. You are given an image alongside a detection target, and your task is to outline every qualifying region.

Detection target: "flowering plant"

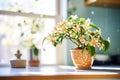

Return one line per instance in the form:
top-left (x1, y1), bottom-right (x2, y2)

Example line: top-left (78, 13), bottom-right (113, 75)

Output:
top-left (43, 15), bottom-right (110, 56)
top-left (0, 16), bottom-right (44, 56)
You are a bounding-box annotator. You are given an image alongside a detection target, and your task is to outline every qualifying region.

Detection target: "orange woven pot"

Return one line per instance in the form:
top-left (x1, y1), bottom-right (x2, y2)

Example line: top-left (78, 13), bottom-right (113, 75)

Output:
top-left (71, 49), bottom-right (94, 69)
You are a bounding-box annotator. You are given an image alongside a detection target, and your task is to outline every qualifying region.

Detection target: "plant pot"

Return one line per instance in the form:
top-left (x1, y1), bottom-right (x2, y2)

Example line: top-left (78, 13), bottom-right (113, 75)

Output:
top-left (28, 60), bottom-right (40, 67)
top-left (28, 49), bottom-right (40, 67)
top-left (71, 49), bottom-right (94, 69)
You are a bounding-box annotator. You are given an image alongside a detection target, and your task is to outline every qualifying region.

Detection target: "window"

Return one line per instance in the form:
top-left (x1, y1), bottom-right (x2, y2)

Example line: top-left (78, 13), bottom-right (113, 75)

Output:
top-left (0, 0), bottom-right (67, 65)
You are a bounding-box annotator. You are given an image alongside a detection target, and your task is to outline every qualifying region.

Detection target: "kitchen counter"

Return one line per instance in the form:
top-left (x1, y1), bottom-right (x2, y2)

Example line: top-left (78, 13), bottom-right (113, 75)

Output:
top-left (0, 65), bottom-right (120, 80)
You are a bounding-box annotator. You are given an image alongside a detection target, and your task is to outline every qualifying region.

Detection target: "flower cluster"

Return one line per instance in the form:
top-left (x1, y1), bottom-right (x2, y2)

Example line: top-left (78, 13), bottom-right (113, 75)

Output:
top-left (43, 15), bottom-right (110, 56)
top-left (0, 16), bottom-right (44, 56)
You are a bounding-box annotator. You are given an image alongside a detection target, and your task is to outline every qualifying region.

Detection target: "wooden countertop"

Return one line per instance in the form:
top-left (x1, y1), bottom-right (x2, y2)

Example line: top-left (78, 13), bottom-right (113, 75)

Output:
top-left (0, 65), bottom-right (120, 80)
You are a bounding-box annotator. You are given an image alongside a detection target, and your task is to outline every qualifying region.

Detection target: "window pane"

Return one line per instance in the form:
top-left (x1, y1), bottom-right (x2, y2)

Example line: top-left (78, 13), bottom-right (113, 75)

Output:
top-left (0, 0), bottom-right (57, 65)
top-left (40, 0), bottom-right (56, 16)
top-left (41, 18), bottom-right (56, 64)
top-left (0, 0), bottom-right (56, 16)
top-left (0, 15), bottom-right (37, 64)
top-left (0, 15), bottom-right (56, 65)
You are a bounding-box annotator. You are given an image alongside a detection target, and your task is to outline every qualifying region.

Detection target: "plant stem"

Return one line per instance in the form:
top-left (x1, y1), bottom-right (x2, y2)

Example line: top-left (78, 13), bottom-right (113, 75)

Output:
top-left (66, 35), bottom-right (80, 47)
top-left (69, 38), bottom-right (79, 46)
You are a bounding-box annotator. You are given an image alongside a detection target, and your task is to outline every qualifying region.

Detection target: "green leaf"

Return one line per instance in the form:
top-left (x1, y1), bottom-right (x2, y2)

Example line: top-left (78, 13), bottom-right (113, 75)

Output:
top-left (36, 24), bottom-right (39, 28)
top-left (34, 48), bottom-right (39, 56)
top-left (72, 33), bottom-right (76, 38)
top-left (32, 19), bottom-right (35, 24)
top-left (90, 23), bottom-right (100, 30)
top-left (68, 17), bottom-right (72, 21)
top-left (87, 46), bottom-right (96, 56)
top-left (18, 23), bottom-right (21, 27)
top-left (53, 42), bottom-right (57, 47)
top-left (82, 47), bottom-right (86, 53)
top-left (57, 34), bottom-right (65, 43)
top-left (103, 40), bottom-right (110, 52)
top-left (73, 6), bottom-right (77, 12)
top-left (24, 20), bottom-right (27, 24)
top-left (79, 18), bottom-right (85, 24)
top-left (21, 33), bottom-right (24, 37)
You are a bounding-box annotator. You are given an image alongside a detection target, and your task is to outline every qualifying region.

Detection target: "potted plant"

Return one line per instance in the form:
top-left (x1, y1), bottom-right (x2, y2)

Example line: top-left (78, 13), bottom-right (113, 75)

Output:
top-left (0, 17), bottom-right (44, 67)
top-left (43, 15), bottom-right (110, 69)
top-left (20, 18), bottom-right (44, 67)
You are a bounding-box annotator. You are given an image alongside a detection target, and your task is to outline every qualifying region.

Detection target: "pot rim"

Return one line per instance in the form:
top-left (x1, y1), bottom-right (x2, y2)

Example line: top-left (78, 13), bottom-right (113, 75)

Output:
top-left (71, 47), bottom-right (83, 50)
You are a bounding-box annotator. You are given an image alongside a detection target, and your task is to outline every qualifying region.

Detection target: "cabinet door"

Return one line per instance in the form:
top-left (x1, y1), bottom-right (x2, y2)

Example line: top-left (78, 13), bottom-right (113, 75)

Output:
top-left (85, 0), bottom-right (120, 9)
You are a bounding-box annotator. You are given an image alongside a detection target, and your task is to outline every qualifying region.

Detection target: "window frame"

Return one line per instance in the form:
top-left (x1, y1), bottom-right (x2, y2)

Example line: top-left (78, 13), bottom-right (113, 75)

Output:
top-left (0, 0), bottom-right (67, 65)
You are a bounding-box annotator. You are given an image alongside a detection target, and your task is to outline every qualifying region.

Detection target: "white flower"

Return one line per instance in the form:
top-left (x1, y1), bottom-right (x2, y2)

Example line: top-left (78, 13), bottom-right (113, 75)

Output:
top-left (84, 18), bottom-right (91, 30)
top-left (94, 29), bottom-right (101, 36)
top-left (22, 35), bottom-right (33, 48)
top-left (0, 16), bottom-right (44, 49)
top-left (71, 15), bottom-right (78, 20)
top-left (107, 37), bottom-right (110, 42)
